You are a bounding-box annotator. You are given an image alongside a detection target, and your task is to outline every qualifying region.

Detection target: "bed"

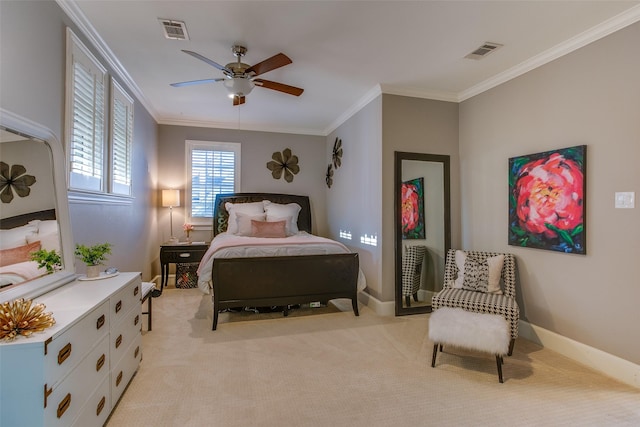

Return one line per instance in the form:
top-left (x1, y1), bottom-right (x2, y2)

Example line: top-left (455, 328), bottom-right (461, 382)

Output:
top-left (0, 209), bottom-right (57, 289)
top-left (196, 193), bottom-right (363, 330)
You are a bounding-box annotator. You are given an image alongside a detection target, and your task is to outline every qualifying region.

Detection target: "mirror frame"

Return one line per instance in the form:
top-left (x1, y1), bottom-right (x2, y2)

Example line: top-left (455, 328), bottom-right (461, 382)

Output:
top-left (394, 151), bottom-right (451, 316)
top-left (0, 108), bottom-right (76, 302)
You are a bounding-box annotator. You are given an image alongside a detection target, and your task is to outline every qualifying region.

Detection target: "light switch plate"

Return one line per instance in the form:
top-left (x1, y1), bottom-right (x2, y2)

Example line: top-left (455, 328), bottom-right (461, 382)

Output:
top-left (615, 192), bottom-right (635, 208)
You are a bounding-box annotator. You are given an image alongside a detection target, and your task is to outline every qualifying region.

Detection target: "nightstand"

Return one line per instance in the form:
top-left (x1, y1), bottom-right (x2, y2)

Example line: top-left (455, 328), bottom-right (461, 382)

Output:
top-left (156, 243), bottom-right (208, 297)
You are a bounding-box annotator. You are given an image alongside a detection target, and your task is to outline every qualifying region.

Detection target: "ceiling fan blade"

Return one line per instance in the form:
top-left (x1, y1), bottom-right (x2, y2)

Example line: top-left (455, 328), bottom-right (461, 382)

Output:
top-left (253, 79), bottom-right (303, 96)
top-left (170, 78), bottom-right (225, 88)
top-left (246, 53), bottom-right (292, 76)
top-left (233, 95), bottom-right (246, 106)
top-left (182, 50), bottom-right (232, 74)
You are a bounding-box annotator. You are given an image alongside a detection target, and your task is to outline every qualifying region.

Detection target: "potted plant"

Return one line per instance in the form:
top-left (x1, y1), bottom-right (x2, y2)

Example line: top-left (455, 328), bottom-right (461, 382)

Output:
top-left (30, 249), bottom-right (62, 274)
top-left (75, 242), bottom-right (112, 278)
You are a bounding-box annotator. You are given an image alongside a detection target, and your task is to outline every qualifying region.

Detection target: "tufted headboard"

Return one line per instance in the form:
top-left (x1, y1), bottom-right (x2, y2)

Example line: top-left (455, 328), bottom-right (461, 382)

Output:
top-left (212, 193), bottom-right (312, 236)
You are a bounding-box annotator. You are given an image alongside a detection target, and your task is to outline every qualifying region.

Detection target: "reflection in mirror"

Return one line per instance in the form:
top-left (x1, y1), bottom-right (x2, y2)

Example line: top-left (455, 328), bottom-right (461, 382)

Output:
top-left (395, 152), bottom-right (450, 315)
top-left (0, 108), bottom-right (75, 302)
top-left (0, 127), bottom-right (61, 293)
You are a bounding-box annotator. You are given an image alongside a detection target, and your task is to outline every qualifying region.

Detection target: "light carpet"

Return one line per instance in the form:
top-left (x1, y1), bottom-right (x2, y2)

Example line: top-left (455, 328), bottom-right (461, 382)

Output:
top-left (107, 288), bottom-right (640, 426)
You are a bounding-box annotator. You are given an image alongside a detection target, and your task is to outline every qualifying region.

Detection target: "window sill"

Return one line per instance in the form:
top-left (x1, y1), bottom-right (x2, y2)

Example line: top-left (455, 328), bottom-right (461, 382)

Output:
top-left (68, 189), bottom-right (134, 205)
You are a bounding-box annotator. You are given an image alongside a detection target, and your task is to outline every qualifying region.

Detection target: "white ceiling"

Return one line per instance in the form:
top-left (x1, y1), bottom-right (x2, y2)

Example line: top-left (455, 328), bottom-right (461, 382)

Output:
top-left (61, 1), bottom-right (640, 136)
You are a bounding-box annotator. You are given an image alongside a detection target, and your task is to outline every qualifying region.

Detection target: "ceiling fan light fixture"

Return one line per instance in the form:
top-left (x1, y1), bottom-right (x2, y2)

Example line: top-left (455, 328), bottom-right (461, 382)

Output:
top-left (224, 77), bottom-right (255, 97)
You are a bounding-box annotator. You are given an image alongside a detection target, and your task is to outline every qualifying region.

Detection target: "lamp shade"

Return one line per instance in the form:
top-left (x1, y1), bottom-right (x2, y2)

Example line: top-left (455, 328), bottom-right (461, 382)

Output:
top-left (162, 189), bottom-right (180, 207)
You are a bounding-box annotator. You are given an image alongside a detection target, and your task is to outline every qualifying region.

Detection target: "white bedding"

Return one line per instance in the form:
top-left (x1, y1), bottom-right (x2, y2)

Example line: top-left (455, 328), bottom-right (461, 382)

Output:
top-left (0, 260), bottom-right (44, 288)
top-left (196, 231), bottom-right (366, 294)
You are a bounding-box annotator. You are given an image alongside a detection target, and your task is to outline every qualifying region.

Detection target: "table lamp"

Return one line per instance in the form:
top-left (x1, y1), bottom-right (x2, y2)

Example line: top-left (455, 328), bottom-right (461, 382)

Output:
top-left (162, 189), bottom-right (180, 243)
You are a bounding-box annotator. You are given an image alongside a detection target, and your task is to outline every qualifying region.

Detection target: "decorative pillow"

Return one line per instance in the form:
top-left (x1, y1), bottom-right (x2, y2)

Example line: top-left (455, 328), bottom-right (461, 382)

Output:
top-left (225, 202), bottom-right (265, 234)
top-left (486, 254), bottom-right (505, 294)
top-left (26, 231), bottom-right (60, 252)
top-left (462, 256), bottom-right (489, 292)
top-left (0, 223), bottom-right (38, 250)
top-left (263, 201), bottom-right (301, 234)
top-left (235, 212), bottom-right (266, 236)
top-left (0, 241), bottom-right (41, 267)
top-left (251, 220), bottom-right (287, 238)
top-left (453, 250), bottom-right (466, 288)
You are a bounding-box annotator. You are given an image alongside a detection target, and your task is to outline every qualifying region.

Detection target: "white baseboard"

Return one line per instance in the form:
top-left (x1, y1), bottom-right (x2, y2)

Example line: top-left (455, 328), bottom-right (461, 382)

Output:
top-left (519, 320), bottom-right (640, 389)
top-left (358, 292), bottom-right (395, 316)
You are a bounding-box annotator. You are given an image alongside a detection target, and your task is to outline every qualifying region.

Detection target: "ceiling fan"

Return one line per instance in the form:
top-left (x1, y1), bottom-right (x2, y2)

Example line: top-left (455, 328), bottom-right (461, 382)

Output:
top-left (170, 45), bottom-right (304, 106)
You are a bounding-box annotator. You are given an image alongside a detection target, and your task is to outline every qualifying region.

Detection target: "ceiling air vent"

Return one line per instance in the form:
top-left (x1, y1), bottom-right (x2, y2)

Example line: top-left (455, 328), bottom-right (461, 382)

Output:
top-left (158, 19), bottom-right (189, 40)
top-left (465, 42), bottom-right (503, 60)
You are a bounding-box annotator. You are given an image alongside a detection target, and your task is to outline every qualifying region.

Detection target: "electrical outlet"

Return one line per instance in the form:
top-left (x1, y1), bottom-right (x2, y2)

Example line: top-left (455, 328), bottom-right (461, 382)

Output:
top-left (310, 301), bottom-right (321, 308)
top-left (615, 192), bottom-right (635, 209)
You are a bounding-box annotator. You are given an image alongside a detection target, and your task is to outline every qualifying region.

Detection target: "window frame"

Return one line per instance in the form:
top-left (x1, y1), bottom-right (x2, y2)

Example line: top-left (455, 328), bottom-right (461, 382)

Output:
top-left (109, 78), bottom-right (134, 196)
top-left (64, 28), bottom-right (134, 205)
top-left (185, 140), bottom-right (241, 228)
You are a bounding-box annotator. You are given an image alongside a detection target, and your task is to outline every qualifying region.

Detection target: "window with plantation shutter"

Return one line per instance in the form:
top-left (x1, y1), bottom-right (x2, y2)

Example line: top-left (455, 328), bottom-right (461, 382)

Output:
top-left (186, 140), bottom-right (241, 224)
top-left (66, 29), bottom-right (107, 192)
top-left (110, 79), bottom-right (134, 195)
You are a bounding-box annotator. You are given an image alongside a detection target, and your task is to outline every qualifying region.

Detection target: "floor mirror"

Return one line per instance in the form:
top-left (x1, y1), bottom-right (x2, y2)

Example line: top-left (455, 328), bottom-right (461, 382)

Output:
top-left (394, 151), bottom-right (451, 315)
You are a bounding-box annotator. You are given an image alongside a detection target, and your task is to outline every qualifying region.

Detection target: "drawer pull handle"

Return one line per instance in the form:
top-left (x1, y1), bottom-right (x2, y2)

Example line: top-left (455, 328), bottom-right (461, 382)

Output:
top-left (44, 384), bottom-right (52, 408)
top-left (179, 253), bottom-right (190, 258)
top-left (134, 346), bottom-right (140, 358)
top-left (96, 314), bottom-right (105, 330)
top-left (134, 314), bottom-right (140, 326)
top-left (96, 396), bottom-right (106, 416)
top-left (57, 393), bottom-right (71, 418)
top-left (58, 343), bottom-right (72, 365)
top-left (134, 286), bottom-right (139, 296)
top-left (115, 334), bottom-right (123, 349)
top-left (116, 371), bottom-right (123, 387)
top-left (115, 300), bottom-right (122, 313)
top-left (96, 354), bottom-right (105, 371)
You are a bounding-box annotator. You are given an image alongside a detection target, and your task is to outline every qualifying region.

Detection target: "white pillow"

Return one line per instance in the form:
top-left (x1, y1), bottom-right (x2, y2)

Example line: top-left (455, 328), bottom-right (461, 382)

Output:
top-left (453, 250), bottom-right (466, 288)
top-left (454, 250), bottom-right (504, 294)
top-left (225, 202), bottom-right (265, 234)
top-left (26, 231), bottom-right (60, 253)
top-left (263, 201), bottom-right (302, 235)
top-left (486, 254), bottom-right (504, 294)
top-left (0, 224), bottom-right (38, 250)
top-left (235, 212), bottom-right (266, 236)
top-left (37, 220), bottom-right (58, 235)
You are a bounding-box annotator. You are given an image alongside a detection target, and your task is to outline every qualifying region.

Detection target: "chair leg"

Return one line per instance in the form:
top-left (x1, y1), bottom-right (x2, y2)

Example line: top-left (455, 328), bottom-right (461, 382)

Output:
top-left (405, 295), bottom-right (411, 307)
top-left (508, 338), bottom-right (515, 356)
top-left (439, 344), bottom-right (443, 352)
top-left (496, 355), bottom-right (504, 383)
top-left (413, 293), bottom-right (419, 302)
top-left (431, 344), bottom-right (438, 367)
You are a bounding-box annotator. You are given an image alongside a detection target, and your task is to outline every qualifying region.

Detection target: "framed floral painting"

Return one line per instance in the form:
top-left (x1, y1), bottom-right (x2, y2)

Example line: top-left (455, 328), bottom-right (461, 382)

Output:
top-left (401, 177), bottom-right (425, 239)
top-left (509, 145), bottom-right (586, 254)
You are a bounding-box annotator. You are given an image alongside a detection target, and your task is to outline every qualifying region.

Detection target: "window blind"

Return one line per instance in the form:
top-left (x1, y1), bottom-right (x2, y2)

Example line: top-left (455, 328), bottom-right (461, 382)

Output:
top-left (191, 149), bottom-right (236, 218)
top-left (110, 81), bottom-right (133, 195)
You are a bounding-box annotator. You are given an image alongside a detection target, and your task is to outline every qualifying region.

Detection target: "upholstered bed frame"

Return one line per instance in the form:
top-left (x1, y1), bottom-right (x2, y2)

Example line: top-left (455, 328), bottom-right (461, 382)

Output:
top-left (209, 193), bottom-right (360, 330)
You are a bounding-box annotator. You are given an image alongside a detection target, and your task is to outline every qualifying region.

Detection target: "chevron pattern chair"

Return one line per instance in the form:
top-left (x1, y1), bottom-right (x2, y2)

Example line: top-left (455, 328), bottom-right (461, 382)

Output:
top-left (402, 245), bottom-right (427, 307)
top-left (431, 249), bottom-right (520, 356)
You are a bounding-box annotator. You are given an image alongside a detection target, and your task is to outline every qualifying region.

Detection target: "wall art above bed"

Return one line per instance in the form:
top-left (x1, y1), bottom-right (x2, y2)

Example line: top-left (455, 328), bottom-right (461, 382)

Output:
top-left (508, 145), bottom-right (586, 254)
top-left (266, 148), bottom-right (299, 183)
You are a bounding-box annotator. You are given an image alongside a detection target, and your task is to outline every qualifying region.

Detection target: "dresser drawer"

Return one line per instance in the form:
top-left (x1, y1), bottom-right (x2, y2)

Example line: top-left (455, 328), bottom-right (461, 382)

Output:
top-left (111, 304), bottom-right (141, 366)
top-left (44, 334), bottom-right (109, 427)
top-left (111, 334), bottom-right (142, 409)
top-left (44, 300), bottom-right (110, 387)
top-left (72, 375), bottom-right (111, 427)
top-left (110, 278), bottom-right (141, 326)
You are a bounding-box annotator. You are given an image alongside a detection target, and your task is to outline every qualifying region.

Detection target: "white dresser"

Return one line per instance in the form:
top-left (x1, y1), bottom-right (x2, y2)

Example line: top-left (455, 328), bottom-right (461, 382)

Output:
top-left (0, 272), bottom-right (142, 427)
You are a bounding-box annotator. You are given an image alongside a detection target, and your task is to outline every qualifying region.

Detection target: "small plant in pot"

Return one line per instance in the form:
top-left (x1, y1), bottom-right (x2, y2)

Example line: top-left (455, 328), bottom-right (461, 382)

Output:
top-left (75, 242), bottom-right (112, 278)
top-left (30, 249), bottom-right (62, 274)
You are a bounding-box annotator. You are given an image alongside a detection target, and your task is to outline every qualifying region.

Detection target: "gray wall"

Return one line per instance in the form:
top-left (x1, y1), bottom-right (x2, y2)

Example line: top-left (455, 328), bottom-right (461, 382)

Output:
top-left (0, 1), bottom-right (159, 281)
top-left (459, 22), bottom-right (640, 364)
top-left (326, 97), bottom-right (383, 299)
top-left (382, 95), bottom-right (460, 302)
top-left (157, 125), bottom-right (327, 250)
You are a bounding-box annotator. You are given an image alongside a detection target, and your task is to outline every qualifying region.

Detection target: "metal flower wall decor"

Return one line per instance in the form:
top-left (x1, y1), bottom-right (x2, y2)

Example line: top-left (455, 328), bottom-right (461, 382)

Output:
top-left (325, 164), bottom-right (334, 188)
top-left (266, 148), bottom-right (300, 183)
top-left (0, 162), bottom-right (36, 204)
top-left (332, 137), bottom-right (343, 169)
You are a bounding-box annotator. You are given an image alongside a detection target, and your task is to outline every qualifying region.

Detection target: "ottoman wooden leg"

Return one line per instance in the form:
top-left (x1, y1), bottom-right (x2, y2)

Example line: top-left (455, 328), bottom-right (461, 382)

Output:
top-left (496, 355), bottom-right (504, 383)
top-left (431, 344), bottom-right (439, 367)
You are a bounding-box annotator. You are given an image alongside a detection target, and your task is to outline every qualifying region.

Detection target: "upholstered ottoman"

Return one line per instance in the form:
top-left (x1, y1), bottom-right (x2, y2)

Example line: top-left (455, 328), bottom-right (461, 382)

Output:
top-left (429, 307), bottom-right (510, 382)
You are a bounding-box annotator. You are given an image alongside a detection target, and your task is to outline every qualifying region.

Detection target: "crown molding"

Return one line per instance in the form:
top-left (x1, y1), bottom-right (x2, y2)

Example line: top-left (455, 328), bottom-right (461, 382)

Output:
top-left (380, 84), bottom-right (458, 103)
top-left (459, 4), bottom-right (640, 102)
top-left (55, 0), bottom-right (159, 120)
top-left (158, 117), bottom-right (325, 136)
top-left (323, 85), bottom-right (383, 136)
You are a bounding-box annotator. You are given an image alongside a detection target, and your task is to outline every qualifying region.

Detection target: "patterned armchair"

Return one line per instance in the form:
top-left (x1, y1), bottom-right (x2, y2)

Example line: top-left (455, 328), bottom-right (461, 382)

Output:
top-left (431, 249), bottom-right (520, 355)
top-left (401, 245), bottom-right (427, 307)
